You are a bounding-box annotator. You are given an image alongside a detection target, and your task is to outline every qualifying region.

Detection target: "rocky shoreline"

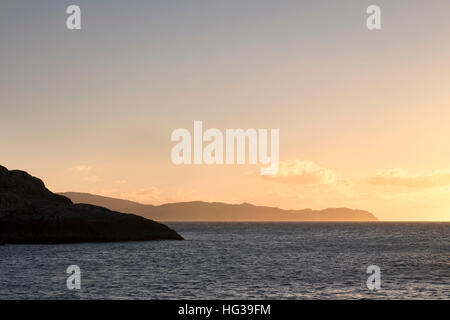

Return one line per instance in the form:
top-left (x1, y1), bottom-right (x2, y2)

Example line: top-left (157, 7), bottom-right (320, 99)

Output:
top-left (0, 165), bottom-right (183, 244)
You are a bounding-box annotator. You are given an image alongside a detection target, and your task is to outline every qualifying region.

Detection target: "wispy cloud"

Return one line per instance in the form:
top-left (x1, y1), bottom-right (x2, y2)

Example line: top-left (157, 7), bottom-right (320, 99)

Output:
top-left (70, 165), bottom-right (92, 172)
top-left (69, 165), bottom-right (99, 183)
top-left (99, 187), bottom-right (162, 204)
top-left (98, 186), bottom-right (215, 205)
top-left (262, 160), bottom-right (351, 187)
top-left (82, 175), bottom-right (100, 183)
top-left (369, 168), bottom-right (450, 188)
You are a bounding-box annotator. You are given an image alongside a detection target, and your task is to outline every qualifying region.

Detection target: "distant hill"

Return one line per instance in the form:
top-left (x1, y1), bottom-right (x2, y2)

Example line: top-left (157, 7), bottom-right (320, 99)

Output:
top-left (60, 192), bottom-right (379, 222)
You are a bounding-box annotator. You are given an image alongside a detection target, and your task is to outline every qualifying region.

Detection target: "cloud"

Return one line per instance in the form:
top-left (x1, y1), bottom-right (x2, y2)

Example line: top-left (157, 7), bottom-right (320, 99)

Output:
top-left (69, 165), bottom-right (99, 183)
top-left (263, 160), bottom-right (351, 186)
top-left (100, 187), bottom-right (162, 204)
top-left (82, 175), bottom-right (100, 183)
top-left (70, 165), bottom-right (92, 172)
top-left (369, 168), bottom-right (450, 188)
top-left (98, 187), bottom-right (215, 205)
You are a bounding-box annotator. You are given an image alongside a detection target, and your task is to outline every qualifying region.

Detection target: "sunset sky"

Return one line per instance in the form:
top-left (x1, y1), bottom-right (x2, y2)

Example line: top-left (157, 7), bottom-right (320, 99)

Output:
top-left (1, 0), bottom-right (450, 221)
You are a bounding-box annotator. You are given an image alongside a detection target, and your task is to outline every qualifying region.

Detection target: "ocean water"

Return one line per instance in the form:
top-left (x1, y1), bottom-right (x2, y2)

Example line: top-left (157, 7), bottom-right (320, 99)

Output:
top-left (0, 222), bottom-right (448, 299)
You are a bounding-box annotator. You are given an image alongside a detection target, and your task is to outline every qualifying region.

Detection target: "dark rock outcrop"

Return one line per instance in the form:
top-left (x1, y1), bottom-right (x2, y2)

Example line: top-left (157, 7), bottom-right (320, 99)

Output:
top-left (0, 165), bottom-right (183, 244)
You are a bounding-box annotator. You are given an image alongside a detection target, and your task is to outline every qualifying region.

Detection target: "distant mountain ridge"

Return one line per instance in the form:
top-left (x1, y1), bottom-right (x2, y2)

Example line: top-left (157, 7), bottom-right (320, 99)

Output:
top-left (60, 192), bottom-right (379, 222)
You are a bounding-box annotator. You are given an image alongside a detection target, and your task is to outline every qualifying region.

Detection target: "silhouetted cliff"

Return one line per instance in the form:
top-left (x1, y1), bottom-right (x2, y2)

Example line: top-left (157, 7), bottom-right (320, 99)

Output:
top-left (0, 166), bottom-right (183, 244)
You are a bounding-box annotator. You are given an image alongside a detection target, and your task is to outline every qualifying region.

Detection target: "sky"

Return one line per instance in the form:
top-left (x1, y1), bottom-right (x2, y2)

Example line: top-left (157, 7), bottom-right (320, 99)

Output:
top-left (1, 0), bottom-right (450, 221)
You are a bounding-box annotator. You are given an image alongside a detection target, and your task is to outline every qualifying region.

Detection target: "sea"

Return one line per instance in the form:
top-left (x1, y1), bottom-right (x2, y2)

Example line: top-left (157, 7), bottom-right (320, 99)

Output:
top-left (0, 222), bottom-right (448, 299)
